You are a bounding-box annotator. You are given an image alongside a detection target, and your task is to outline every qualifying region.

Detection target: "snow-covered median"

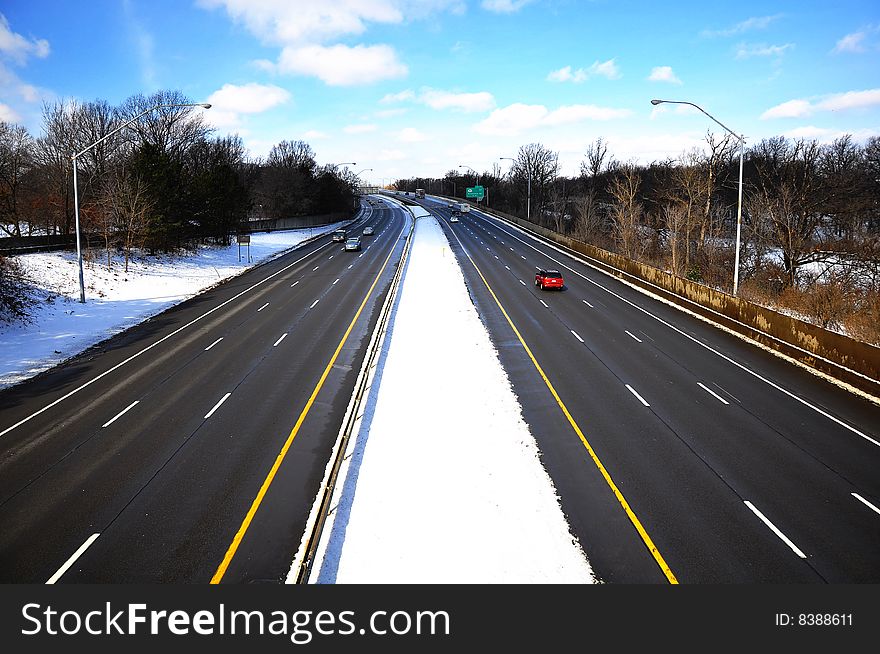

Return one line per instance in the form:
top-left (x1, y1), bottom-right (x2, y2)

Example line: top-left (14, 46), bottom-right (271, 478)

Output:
top-left (313, 214), bottom-right (595, 583)
top-left (0, 222), bottom-right (348, 389)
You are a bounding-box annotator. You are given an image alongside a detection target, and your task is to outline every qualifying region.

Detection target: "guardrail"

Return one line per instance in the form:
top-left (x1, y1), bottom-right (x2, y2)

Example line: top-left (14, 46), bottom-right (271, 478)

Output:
top-left (288, 202), bottom-right (417, 583)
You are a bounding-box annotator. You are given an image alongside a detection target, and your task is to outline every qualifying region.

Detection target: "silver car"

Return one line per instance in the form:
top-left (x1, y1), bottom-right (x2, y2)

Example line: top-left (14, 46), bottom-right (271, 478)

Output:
top-left (344, 237), bottom-right (361, 251)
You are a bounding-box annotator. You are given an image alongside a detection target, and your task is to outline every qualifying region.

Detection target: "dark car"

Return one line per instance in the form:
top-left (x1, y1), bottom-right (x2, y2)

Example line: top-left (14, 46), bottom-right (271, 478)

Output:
top-left (535, 268), bottom-right (564, 290)
top-left (332, 229), bottom-right (347, 242)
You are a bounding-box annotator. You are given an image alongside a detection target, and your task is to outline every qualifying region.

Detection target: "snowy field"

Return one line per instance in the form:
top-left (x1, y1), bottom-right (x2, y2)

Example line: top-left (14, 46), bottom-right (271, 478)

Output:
top-left (311, 213), bottom-right (595, 583)
top-left (0, 221), bottom-right (348, 389)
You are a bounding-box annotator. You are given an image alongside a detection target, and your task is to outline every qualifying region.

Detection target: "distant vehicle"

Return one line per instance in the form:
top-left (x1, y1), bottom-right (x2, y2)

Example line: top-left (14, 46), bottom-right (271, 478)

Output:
top-left (415, 188), bottom-right (425, 198)
top-left (363, 225), bottom-right (374, 236)
top-left (457, 202), bottom-right (470, 213)
top-left (535, 268), bottom-right (564, 290)
top-left (450, 215), bottom-right (459, 223)
top-left (344, 237), bottom-right (362, 251)
top-left (332, 229), bottom-right (347, 242)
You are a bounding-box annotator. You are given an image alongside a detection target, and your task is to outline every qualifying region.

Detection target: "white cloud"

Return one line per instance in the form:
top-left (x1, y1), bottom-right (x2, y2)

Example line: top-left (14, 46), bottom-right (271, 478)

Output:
top-left (833, 32), bottom-right (866, 53)
top-left (381, 87), bottom-right (495, 112)
top-left (474, 102), bottom-right (631, 135)
top-left (832, 26), bottom-right (879, 54)
top-left (760, 99), bottom-right (811, 119)
top-left (547, 59), bottom-right (620, 83)
top-left (817, 88), bottom-right (880, 111)
top-left (381, 89), bottom-right (416, 103)
top-left (735, 43), bottom-right (794, 58)
top-left (782, 125), bottom-right (880, 142)
top-left (207, 82), bottom-right (291, 114)
top-left (419, 88), bottom-right (495, 112)
top-left (0, 102), bottom-right (21, 122)
top-left (205, 82), bottom-right (291, 129)
top-left (199, 1), bottom-right (468, 86)
top-left (761, 89), bottom-right (880, 119)
top-left (303, 129), bottom-right (328, 140)
top-left (344, 123), bottom-right (378, 134)
top-left (701, 14), bottom-right (782, 38)
top-left (0, 14), bottom-right (50, 64)
top-left (397, 127), bottom-right (428, 142)
top-left (481, 0), bottom-right (534, 13)
top-left (647, 66), bottom-right (682, 84)
top-left (277, 43), bottom-right (407, 85)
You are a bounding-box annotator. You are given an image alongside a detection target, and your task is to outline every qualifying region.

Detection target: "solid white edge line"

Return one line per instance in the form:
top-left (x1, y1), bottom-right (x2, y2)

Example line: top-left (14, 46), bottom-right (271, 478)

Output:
top-left (101, 400), bottom-right (140, 428)
top-left (698, 382), bottom-right (730, 405)
top-left (851, 492), bottom-right (880, 516)
top-left (204, 392), bottom-right (232, 420)
top-left (310, 299), bottom-right (320, 309)
top-left (273, 333), bottom-right (288, 347)
top-left (468, 210), bottom-right (880, 447)
top-left (47, 533), bottom-right (100, 584)
top-left (571, 330), bottom-right (584, 343)
top-left (744, 500), bottom-right (807, 558)
top-left (625, 330), bottom-right (643, 343)
top-left (257, 302), bottom-right (269, 312)
top-left (204, 337), bottom-right (223, 351)
top-left (625, 384), bottom-right (650, 407)
top-left (0, 240), bottom-right (338, 440)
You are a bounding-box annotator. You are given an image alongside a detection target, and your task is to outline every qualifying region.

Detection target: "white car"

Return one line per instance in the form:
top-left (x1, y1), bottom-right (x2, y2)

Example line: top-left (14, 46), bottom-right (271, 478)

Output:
top-left (450, 215), bottom-right (459, 223)
top-left (363, 225), bottom-right (374, 236)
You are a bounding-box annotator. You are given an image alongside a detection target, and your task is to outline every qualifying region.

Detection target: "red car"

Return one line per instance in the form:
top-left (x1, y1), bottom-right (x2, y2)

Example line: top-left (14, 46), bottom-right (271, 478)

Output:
top-left (535, 268), bottom-right (564, 290)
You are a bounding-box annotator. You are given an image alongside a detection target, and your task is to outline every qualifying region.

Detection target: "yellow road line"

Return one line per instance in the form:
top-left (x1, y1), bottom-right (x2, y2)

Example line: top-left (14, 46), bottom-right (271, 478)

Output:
top-left (461, 245), bottom-right (678, 584)
top-left (211, 243), bottom-right (398, 584)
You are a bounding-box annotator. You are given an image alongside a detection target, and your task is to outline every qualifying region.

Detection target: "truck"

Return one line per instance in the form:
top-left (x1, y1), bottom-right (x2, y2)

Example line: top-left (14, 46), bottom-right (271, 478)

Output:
top-left (457, 202), bottom-right (470, 213)
top-left (415, 188), bottom-right (425, 198)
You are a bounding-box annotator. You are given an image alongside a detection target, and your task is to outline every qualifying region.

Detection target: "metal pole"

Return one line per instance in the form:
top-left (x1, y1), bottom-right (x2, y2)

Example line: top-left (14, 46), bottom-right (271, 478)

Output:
top-left (651, 99), bottom-right (744, 295)
top-left (733, 135), bottom-right (744, 296)
top-left (72, 157), bottom-right (85, 303)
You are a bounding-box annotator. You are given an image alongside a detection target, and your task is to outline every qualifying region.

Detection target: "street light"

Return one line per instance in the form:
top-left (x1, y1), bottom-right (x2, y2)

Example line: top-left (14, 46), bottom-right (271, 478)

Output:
top-left (71, 102), bottom-right (211, 303)
top-left (458, 164), bottom-right (478, 186)
top-left (651, 98), bottom-right (745, 295)
top-left (500, 156), bottom-right (530, 222)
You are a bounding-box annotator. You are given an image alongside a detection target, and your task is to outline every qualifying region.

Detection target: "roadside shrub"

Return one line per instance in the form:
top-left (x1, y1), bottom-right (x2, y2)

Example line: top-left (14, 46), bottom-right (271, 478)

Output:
top-left (0, 255), bottom-right (33, 323)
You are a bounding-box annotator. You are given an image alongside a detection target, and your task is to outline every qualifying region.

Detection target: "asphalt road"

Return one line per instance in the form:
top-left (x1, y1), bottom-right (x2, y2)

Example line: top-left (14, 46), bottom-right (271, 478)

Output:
top-left (423, 196), bottom-right (880, 584)
top-left (0, 197), bottom-right (411, 583)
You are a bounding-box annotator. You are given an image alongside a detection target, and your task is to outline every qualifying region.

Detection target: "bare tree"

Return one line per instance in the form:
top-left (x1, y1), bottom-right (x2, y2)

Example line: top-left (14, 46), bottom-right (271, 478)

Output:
top-left (608, 163), bottom-right (645, 260)
top-left (515, 143), bottom-right (558, 224)
top-left (0, 122), bottom-right (35, 237)
top-left (119, 90), bottom-right (211, 157)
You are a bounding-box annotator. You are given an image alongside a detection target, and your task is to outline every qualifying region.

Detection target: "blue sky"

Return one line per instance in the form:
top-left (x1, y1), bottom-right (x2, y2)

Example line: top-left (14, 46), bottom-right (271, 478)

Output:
top-left (1, 0), bottom-right (879, 185)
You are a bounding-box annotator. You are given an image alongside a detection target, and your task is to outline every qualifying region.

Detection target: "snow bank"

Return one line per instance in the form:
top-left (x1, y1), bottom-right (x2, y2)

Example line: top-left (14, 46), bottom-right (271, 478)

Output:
top-left (314, 214), bottom-right (595, 583)
top-left (0, 222), bottom-right (348, 389)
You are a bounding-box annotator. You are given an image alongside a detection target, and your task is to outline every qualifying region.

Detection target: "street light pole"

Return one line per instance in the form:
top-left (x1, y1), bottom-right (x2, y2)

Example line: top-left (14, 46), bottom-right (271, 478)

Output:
top-left (71, 102), bottom-right (211, 302)
top-left (651, 98), bottom-right (745, 295)
top-left (500, 156), bottom-right (530, 221)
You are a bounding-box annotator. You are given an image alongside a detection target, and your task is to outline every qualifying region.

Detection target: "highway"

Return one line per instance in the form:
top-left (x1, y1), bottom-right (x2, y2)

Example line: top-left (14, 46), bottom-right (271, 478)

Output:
top-left (0, 197), bottom-right (411, 583)
top-left (423, 195), bottom-right (880, 583)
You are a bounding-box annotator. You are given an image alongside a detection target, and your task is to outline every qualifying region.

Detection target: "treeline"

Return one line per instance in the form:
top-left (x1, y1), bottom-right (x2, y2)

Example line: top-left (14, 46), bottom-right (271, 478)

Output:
top-left (0, 90), bottom-right (358, 269)
top-left (395, 135), bottom-right (880, 343)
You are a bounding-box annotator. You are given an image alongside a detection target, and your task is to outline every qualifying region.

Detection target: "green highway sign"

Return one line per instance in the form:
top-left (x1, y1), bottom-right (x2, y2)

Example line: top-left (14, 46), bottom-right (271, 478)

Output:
top-left (466, 185), bottom-right (485, 200)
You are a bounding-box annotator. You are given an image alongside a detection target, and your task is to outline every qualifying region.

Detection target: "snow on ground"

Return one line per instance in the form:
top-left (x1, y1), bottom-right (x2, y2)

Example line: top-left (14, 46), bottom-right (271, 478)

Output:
top-left (312, 212), bottom-right (595, 583)
top-left (0, 221), bottom-right (348, 389)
